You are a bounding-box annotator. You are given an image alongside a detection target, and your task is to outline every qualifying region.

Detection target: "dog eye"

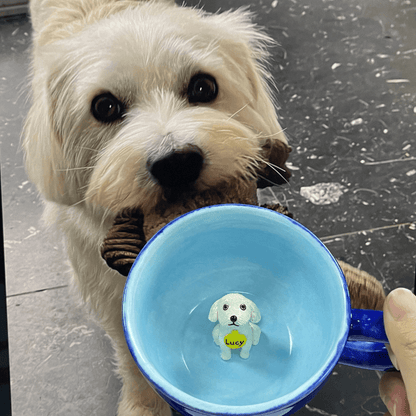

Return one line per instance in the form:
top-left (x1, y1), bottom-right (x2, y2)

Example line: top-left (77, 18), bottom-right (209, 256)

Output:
top-left (240, 304), bottom-right (246, 311)
top-left (91, 93), bottom-right (125, 123)
top-left (187, 74), bottom-right (218, 104)
top-left (223, 304), bottom-right (229, 311)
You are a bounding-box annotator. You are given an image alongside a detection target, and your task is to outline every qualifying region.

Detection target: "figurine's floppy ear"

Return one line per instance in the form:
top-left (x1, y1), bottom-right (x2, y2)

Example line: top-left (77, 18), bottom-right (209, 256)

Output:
top-left (249, 300), bottom-right (261, 323)
top-left (208, 300), bottom-right (219, 322)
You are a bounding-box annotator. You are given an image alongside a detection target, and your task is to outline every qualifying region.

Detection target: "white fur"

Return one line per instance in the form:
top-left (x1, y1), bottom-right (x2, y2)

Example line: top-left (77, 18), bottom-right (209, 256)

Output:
top-left (209, 293), bottom-right (261, 360)
top-left (23, 0), bottom-right (287, 414)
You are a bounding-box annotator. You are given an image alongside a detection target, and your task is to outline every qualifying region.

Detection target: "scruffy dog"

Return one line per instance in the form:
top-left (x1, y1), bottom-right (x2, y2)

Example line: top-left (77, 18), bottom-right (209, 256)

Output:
top-left (209, 293), bottom-right (261, 361)
top-left (23, 0), bottom-right (291, 414)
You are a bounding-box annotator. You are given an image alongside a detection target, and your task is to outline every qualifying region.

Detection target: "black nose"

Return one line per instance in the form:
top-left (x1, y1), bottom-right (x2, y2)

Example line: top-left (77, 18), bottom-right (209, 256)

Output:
top-left (149, 147), bottom-right (204, 188)
top-left (230, 315), bottom-right (237, 323)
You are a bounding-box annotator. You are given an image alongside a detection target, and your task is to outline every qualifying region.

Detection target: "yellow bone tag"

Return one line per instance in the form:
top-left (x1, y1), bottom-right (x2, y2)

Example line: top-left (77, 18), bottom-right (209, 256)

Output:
top-left (224, 330), bottom-right (247, 349)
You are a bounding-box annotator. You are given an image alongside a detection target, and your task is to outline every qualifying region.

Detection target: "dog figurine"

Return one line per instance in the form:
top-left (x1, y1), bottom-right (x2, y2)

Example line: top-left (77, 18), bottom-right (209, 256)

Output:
top-left (23, 0), bottom-right (291, 414)
top-left (209, 293), bottom-right (261, 360)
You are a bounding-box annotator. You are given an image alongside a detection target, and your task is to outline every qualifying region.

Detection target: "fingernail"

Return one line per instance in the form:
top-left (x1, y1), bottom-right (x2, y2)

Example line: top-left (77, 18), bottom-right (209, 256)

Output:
top-left (381, 392), bottom-right (398, 416)
top-left (382, 395), bottom-right (397, 416)
top-left (386, 288), bottom-right (416, 322)
top-left (386, 344), bottom-right (400, 371)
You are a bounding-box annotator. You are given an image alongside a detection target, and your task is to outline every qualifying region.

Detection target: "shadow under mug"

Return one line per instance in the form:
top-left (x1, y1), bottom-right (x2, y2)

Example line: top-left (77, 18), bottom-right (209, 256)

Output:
top-left (123, 204), bottom-right (394, 416)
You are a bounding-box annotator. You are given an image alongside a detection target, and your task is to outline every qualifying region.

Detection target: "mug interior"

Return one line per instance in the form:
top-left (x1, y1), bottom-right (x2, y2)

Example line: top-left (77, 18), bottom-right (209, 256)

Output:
top-left (123, 205), bottom-right (349, 414)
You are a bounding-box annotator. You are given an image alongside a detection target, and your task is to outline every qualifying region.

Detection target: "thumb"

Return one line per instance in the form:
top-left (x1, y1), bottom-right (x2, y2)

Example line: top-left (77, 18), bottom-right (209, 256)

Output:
top-left (383, 288), bottom-right (416, 413)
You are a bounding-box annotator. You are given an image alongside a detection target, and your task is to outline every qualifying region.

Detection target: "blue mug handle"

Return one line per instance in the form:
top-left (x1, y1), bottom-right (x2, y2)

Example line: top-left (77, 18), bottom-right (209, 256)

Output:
top-left (338, 309), bottom-right (395, 371)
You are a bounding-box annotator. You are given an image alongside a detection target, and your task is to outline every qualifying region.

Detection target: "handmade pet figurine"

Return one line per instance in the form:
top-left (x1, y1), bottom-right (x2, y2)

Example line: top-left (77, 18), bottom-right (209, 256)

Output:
top-left (209, 293), bottom-right (261, 360)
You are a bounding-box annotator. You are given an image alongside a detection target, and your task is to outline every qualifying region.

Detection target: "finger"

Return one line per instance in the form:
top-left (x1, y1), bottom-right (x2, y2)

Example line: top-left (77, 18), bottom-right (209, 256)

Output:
top-left (386, 344), bottom-right (400, 371)
top-left (379, 371), bottom-right (410, 416)
top-left (384, 288), bottom-right (416, 414)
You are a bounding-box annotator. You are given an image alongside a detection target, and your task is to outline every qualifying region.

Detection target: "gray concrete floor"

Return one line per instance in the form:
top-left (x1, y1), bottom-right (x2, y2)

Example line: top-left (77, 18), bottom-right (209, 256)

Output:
top-left (1, 0), bottom-right (416, 415)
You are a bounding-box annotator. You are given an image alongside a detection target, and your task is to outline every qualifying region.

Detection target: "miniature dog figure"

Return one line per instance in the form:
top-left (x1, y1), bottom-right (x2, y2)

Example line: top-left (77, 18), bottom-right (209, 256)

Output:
top-left (209, 293), bottom-right (261, 360)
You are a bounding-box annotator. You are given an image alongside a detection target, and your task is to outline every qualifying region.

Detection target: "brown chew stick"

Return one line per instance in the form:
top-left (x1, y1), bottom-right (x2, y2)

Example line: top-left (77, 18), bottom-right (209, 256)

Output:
top-left (101, 179), bottom-right (258, 275)
top-left (338, 260), bottom-right (385, 310)
top-left (101, 179), bottom-right (291, 275)
top-left (101, 143), bottom-right (385, 309)
top-left (101, 199), bottom-right (385, 310)
top-left (101, 138), bottom-right (292, 274)
top-left (100, 209), bottom-right (147, 277)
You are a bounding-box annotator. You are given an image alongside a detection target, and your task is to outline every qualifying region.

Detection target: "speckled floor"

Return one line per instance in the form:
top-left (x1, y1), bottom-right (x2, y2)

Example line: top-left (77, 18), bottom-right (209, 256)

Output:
top-left (1, 0), bottom-right (415, 415)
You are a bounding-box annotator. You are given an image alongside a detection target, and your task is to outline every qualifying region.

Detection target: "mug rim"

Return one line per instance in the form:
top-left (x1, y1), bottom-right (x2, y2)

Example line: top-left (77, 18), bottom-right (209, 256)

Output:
top-left (123, 204), bottom-right (351, 415)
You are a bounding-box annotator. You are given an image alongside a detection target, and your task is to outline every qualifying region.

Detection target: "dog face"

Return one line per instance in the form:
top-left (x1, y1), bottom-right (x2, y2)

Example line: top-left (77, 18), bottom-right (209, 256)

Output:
top-left (209, 293), bottom-right (261, 327)
top-left (24, 1), bottom-right (290, 214)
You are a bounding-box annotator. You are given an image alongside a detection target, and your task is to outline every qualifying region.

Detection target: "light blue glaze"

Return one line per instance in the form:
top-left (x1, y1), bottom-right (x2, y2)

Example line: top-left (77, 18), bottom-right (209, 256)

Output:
top-left (123, 205), bottom-right (351, 415)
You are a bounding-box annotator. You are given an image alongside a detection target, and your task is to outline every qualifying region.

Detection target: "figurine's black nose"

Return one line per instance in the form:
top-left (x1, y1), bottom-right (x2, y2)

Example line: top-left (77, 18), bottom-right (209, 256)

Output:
top-left (230, 315), bottom-right (237, 323)
top-left (149, 146), bottom-right (204, 188)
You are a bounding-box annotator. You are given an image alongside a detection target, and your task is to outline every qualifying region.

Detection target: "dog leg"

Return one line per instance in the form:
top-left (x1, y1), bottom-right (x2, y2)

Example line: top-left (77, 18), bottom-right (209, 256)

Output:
top-left (251, 323), bottom-right (261, 346)
top-left (212, 324), bottom-right (221, 346)
top-left (220, 343), bottom-right (232, 361)
top-left (240, 339), bottom-right (252, 359)
top-left (62, 230), bottom-right (171, 415)
top-left (109, 328), bottom-right (172, 416)
top-left (100, 297), bottom-right (171, 416)
top-left (100, 293), bottom-right (171, 416)
top-left (117, 361), bottom-right (172, 416)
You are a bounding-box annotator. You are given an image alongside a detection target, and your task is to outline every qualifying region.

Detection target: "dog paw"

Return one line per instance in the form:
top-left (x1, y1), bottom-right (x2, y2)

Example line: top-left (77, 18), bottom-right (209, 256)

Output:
top-left (221, 350), bottom-right (232, 360)
top-left (240, 350), bottom-right (250, 359)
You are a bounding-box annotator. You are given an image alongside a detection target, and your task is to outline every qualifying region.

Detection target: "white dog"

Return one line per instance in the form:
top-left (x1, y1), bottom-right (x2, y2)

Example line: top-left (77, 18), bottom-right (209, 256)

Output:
top-left (209, 293), bottom-right (261, 360)
top-left (23, 0), bottom-right (290, 414)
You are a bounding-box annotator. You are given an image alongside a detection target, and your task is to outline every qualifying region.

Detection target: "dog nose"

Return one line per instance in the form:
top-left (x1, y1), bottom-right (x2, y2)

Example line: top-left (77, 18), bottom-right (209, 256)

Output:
top-left (230, 315), bottom-right (237, 323)
top-left (149, 146), bottom-right (204, 188)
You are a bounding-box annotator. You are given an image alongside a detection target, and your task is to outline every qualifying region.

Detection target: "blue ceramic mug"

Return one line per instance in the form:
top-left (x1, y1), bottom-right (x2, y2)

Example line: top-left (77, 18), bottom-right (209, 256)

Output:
top-left (123, 204), bottom-right (393, 416)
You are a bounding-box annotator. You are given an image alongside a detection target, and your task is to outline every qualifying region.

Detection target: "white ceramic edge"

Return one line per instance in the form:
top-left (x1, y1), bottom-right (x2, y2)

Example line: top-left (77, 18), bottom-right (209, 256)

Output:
top-left (123, 204), bottom-right (351, 415)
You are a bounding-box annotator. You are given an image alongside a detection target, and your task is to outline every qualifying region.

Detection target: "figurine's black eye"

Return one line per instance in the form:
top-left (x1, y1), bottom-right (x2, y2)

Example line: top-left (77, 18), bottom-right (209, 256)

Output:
top-left (240, 304), bottom-right (246, 311)
top-left (187, 73), bottom-right (218, 104)
top-left (91, 92), bottom-right (125, 123)
top-left (223, 304), bottom-right (229, 311)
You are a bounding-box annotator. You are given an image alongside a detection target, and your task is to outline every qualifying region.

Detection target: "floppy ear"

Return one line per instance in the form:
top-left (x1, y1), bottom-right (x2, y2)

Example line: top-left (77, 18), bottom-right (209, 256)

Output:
top-left (203, 10), bottom-right (291, 187)
top-left (23, 79), bottom-right (68, 204)
top-left (208, 300), bottom-right (220, 322)
top-left (25, 1), bottom-right (71, 205)
top-left (23, 49), bottom-right (80, 206)
top-left (248, 300), bottom-right (261, 323)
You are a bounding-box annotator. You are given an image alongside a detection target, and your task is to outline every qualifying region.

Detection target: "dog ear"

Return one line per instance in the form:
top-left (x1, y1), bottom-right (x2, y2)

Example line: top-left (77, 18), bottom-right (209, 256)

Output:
top-left (248, 300), bottom-right (261, 323)
top-left (208, 300), bottom-right (220, 322)
top-left (203, 9), bottom-right (291, 187)
top-left (23, 78), bottom-right (69, 204)
top-left (23, 46), bottom-right (81, 206)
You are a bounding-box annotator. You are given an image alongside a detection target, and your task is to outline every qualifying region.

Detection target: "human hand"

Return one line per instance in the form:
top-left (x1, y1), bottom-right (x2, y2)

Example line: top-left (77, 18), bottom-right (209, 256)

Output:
top-left (379, 288), bottom-right (416, 415)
